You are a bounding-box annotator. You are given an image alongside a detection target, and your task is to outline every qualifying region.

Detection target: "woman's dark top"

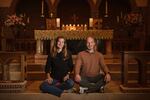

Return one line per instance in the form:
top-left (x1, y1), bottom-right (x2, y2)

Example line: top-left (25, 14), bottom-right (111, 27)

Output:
top-left (45, 50), bottom-right (73, 82)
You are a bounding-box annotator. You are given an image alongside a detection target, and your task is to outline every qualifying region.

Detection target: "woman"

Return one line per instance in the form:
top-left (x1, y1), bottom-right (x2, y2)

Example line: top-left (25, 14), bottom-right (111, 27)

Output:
top-left (40, 36), bottom-right (74, 97)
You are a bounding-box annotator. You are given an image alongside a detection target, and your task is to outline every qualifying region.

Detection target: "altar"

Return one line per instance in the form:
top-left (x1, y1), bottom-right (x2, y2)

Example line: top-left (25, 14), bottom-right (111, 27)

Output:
top-left (34, 30), bottom-right (113, 56)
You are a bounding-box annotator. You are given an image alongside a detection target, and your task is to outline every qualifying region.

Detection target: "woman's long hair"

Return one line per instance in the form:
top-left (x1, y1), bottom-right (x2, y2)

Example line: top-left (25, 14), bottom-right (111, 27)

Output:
top-left (94, 38), bottom-right (98, 51)
top-left (50, 36), bottom-right (68, 60)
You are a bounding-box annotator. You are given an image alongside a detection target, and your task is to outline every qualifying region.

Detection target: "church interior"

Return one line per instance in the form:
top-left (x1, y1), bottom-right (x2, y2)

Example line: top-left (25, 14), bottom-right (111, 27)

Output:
top-left (0, 0), bottom-right (150, 100)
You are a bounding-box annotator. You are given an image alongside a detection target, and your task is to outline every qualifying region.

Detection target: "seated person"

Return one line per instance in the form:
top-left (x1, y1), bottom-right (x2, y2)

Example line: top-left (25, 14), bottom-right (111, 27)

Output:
top-left (40, 36), bottom-right (74, 97)
top-left (74, 36), bottom-right (111, 93)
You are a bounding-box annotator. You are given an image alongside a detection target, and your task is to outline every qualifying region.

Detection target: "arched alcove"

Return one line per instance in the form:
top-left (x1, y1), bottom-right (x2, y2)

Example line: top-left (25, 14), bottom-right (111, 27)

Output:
top-left (99, 0), bottom-right (131, 29)
top-left (57, 0), bottom-right (91, 25)
top-left (15, 0), bottom-right (49, 32)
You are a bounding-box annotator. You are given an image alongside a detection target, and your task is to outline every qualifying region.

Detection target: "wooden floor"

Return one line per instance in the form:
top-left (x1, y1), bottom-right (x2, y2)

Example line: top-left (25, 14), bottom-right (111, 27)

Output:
top-left (4, 81), bottom-right (146, 100)
top-left (1, 81), bottom-right (150, 100)
top-left (25, 80), bottom-right (121, 93)
top-left (1, 92), bottom-right (150, 100)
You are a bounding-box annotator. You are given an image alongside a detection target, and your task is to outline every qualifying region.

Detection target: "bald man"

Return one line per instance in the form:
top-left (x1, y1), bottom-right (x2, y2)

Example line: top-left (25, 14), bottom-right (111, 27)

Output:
top-left (74, 36), bottom-right (111, 93)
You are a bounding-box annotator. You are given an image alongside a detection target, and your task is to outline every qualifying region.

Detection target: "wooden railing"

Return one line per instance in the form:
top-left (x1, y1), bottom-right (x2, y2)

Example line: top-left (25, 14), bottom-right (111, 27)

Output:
top-left (0, 51), bottom-right (27, 81)
top-left (5, 39), bottom-right (36, 54)
top-left (15, 39), bottom-right (36, 53)
top-left (1, 38), bottom-right (145, 55)
top-left (120, 51), bottom-right (150, 92)
top-left (0, 51), bottom-right (27, 93)
top-left (112, 38), bottom-right (140, 53)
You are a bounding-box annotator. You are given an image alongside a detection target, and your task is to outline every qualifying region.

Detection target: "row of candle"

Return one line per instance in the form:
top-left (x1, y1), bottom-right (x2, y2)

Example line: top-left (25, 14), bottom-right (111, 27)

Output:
top-left (61, 24), bottom-right (88, 30)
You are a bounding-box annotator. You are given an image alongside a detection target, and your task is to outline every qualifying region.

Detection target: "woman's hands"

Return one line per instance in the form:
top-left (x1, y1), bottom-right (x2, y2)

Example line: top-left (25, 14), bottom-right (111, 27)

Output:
top-left (45, 77), bottom-right (53, 84)
top-left (45, 73), bottom-right (53, 84)
top-left (63, 74), bottom-right (69, 81)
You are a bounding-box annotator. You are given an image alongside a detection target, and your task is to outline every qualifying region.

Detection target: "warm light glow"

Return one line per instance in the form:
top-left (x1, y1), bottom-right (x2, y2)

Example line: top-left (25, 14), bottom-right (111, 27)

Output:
top-left (89, 18), bottom-right (93, 27)
top-left (84, 24), bottom-right (87, 30)
top-left (56, 18), bottom-right (60, 27)
top-left (62, 24), bottom-right (88, 31)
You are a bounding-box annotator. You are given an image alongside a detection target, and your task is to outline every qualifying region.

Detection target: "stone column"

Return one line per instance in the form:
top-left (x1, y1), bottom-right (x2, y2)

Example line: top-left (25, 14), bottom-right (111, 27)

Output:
top-left (2, 65), bottom-right (9, 81)
top-left (36, 39), bottom-right (43, 54)
top-left (40, 40), bottom-right (44, 54)
top-left (1, 38), bottom-right (6, 51)
top-left (105, 39), bottom-right (112, 56)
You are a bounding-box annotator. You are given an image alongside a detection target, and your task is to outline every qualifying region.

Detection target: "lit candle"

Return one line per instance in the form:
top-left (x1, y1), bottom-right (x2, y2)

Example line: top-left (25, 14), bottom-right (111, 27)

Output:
top-left (104, 0), bottom-right (108, 17)
top-left (66, 24), bottom-right (69, 30)
top-left (41, 0), bottom-right (44, 15)
top-left (89, 18), bottom-right (93, 27)
top-left (84, 24), bottom-right (87, 30)
top-left (76, 24), bottom-right (80, 30)
top-left (73, 24), bottom-right (76, 30)
top-left (50, 13), bottom-right (53, 18)
top-left (62, 24), bottom-right (65, 30)
top-left (56, 18), bottom-right (60, 27)
top-left (81, 24), bottom-right (83, 30)
top-left (69, 24), bottom-right (72, 30)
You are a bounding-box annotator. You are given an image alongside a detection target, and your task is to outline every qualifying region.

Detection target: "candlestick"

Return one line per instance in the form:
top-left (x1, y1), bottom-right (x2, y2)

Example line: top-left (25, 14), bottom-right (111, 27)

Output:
top-left (41, 0), bottom-right (44, 15)
top-left (104, 0), bottom-right (108, 17)
top-left (106, 0), bottom-right (108, 14)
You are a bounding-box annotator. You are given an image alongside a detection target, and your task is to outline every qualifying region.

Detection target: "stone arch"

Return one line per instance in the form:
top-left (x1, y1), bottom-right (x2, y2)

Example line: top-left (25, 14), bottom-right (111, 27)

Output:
top-left (9, 0), bottom-right (20, 14)
top-left (48, 0), bottom-right (100, 18)
top-left (9, 0), bottom-right (103, 18)
top-left (56, 0), bottom-right (91, 24)
top-left (45, 0), bottom-right (60, 18)
top-left (9, 0), bottom-right (52, 16)
top-left (87, 0), bottom-right (102, 10)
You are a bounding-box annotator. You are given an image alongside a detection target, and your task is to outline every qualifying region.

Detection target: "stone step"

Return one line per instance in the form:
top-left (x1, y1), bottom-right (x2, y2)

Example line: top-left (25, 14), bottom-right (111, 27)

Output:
top-left (26, 62), bottom-right (150, 72)
top-left (26, 72), bottom-right (45, 80)
top-left (26, 63), bottom-right (45, 71)
top-left (25, 70), bottom-right (150, 81)
top-left (26, 55), bottom-right (121, 64)
top-left (25, 62), bottom-right (150, 81)
top-left (25, 55), bottom-right (150, 81)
